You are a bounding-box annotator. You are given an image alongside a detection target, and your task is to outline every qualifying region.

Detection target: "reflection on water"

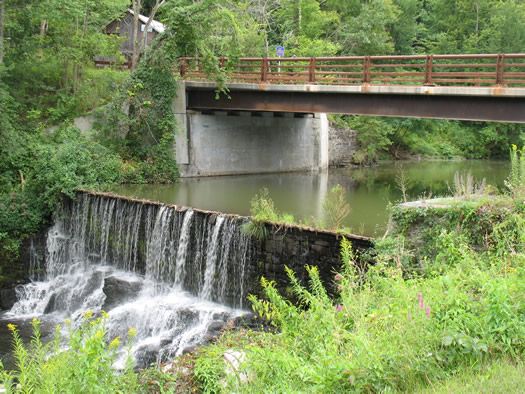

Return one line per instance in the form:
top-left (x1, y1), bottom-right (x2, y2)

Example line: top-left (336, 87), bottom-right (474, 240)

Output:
top-left (112, 160), bottom-right (508, 237)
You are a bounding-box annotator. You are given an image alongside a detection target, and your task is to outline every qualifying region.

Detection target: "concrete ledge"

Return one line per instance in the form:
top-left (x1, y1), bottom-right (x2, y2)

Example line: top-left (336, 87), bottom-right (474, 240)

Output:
top-left (186, 81), bottom-right (525, 98)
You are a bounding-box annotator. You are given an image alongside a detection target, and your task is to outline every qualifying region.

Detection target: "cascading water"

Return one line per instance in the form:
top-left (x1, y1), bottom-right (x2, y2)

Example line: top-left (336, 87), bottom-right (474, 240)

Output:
top-left (6, 193), bottom-right (253, 368)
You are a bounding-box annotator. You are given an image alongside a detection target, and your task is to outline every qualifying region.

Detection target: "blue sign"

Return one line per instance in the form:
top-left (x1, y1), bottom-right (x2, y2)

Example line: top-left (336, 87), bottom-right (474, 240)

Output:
top-left (276, 46), bottom-right (285, 57)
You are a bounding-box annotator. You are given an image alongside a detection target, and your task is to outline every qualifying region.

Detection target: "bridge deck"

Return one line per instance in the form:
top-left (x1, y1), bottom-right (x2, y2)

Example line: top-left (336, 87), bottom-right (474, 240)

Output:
top-left (180, 54), bottom-right (525, 122)
top-left (185, 82), bottom-right (525, 123)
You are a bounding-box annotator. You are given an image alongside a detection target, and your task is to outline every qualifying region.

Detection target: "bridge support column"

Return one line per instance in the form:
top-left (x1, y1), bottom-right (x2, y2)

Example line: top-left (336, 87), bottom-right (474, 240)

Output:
top-left (317, 113), bottom-right (329, 170)
top-left (173, 81), bottom-right (189, 164)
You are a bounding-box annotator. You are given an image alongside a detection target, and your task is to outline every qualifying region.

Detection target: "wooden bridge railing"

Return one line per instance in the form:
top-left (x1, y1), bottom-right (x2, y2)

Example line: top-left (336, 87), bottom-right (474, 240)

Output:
top-left (178, 53), bottom-right (525, 88)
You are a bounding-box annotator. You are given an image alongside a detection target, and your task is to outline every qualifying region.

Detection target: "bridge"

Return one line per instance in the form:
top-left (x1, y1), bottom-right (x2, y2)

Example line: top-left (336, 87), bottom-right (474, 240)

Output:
top-left (178, 53), bottom-right (525, 123)
top-left (172, 53), bottom-right (525, 177)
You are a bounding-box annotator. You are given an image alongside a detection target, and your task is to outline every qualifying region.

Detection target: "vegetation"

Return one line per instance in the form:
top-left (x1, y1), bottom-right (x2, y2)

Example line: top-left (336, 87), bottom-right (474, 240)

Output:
top-left (0, 312), bottom-right (138, 393)
top-left (241, 185), bottom-right (353, 239)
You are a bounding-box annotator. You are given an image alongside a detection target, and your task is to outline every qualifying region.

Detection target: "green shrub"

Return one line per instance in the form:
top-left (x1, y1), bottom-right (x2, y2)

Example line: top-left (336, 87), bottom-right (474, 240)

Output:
top-left (0, 312), bottom-right (138, 393)
top-left (207, 234), bottom-right (525, 393)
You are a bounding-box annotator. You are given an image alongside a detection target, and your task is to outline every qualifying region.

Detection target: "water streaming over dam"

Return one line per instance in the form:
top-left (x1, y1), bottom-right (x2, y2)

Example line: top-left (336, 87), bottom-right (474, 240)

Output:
top-left (6, 193), bottom-right (252, 367)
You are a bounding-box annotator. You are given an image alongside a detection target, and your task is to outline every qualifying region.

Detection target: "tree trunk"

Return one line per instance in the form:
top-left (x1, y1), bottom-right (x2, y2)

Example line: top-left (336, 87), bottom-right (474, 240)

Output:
top-left (131, 0), bottom-right (142, 70)
top-left (0, 0), bottom-right (5, 64)
top-left (131, 0), bottom-right (165, 70)
top-left (39, 19), bottom-right (48, 58)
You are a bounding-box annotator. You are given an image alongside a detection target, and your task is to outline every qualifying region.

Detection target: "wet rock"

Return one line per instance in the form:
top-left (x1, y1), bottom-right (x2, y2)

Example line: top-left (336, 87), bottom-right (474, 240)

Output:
top-left (0, 288), bottom-right (18, 310)
top-left (43, 293), bottom-right (57, 314)
top-left (102, 276), bottom-right (142, 310)
top-left (208, 320), bottom-right (225, 333)
top-left (134, 344), bottom-right (160, 369)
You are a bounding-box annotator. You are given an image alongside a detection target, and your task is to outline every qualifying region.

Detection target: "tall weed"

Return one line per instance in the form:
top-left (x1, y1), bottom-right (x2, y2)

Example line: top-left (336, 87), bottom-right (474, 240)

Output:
top-left (0, 312), bottom-right (138, 393)
top-left (225, 237), bottom-right (525, 393)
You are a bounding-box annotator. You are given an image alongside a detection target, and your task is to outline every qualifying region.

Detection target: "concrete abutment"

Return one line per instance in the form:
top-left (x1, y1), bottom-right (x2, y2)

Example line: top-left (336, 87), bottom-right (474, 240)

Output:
top-left (174, 81), bottom-right (331, 177)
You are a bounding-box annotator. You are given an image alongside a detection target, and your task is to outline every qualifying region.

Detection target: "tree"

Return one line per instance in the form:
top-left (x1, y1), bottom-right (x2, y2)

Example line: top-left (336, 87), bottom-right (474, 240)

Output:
top-left (131, 0), bottom-right (165, 70)
top-left (0, 0), bottom-right (5, 64)
top-left (328, 0), bottom-right (400, 56)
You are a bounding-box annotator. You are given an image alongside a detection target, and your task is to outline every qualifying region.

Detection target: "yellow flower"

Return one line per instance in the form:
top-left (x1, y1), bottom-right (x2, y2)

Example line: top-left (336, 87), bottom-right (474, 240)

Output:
top-left (109, 337), bottom-right (121, 349)
top-left (128, 327), bottom-right (137, 338)
top-left (83, 310), bottom-right (93, 319)
top-left (7, 324), bottom-right (17, 332)
top-left (101, 310), bottom-right (110, 319)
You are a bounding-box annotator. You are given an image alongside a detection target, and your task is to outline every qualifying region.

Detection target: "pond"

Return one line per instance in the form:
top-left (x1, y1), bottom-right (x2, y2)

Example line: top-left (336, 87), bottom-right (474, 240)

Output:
top-left (112, 160), bottom-right (509, 237)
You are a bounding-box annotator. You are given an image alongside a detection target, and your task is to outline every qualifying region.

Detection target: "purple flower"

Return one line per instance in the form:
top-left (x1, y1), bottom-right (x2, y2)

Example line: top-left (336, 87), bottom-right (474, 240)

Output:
top-left (420, 299), bottom-right (425, 309)
top-left (21, 203), bottom-right (27, 208)
top-left (419, 260), bottom-right (424, 268)
top-left (417, 292), bottom-right (422, 300)
top-left (337, 285), bottom-right (343, 292)
top-left (334, 274), bottom-right (343, 282)
top-left (407, 313), bottom-right (412, 320)
top-left (425, 306), bottom-right (431, 318)
top-left (335, 304), bottom-right (343, 311)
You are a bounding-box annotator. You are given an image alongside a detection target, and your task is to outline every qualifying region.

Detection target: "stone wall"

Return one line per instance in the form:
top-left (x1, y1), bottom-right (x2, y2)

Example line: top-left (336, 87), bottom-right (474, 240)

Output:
top-left (252, 222), bottom-right (371, 297)
top-left (328, 122), bottom-right (359, 167)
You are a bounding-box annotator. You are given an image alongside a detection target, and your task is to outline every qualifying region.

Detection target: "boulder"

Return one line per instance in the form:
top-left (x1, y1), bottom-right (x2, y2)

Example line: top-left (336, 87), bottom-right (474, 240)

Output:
top-left (102, 276), bottom-right (142, 310)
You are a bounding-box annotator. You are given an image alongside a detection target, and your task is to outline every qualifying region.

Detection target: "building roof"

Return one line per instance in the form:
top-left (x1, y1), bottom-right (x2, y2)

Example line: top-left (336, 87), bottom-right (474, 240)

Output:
top-left (128, 9), bottom-right (165, 34)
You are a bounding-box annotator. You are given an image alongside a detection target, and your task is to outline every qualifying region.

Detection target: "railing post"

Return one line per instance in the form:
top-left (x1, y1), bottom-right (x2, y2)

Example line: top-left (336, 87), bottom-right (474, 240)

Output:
top-left (363, 56), bottom-right (371, 84)
top-left (179, 57), bottom-right (186, 77)
top-left (496, 53), bottom-right (506, 86)
top-left (308, 57), bottom-right (316, 83)
top-left (261, 58), bottom-right (268, 82)
top-left (424, 55), bottom-right (434, 86)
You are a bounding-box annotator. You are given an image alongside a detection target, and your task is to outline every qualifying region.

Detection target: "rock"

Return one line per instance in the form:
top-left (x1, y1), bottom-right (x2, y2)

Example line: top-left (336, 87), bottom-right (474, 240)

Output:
top-left (0, 288), bottom-right (18, 310)
top-left (223, 350), bottom-right (252, 384)
top-left (102, 276), bottom-right (142, 310)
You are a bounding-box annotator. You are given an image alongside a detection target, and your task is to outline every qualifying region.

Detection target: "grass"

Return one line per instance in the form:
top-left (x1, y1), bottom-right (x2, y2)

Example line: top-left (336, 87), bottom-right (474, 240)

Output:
top-left (415, 357), bottom-right (525, 393)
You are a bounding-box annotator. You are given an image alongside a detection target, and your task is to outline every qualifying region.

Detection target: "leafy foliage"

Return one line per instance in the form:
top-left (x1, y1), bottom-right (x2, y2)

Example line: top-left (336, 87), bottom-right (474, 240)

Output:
top-left (199, 227), bottom-right (525, 392)
top-left (0, 312), bottom-right (138, 393)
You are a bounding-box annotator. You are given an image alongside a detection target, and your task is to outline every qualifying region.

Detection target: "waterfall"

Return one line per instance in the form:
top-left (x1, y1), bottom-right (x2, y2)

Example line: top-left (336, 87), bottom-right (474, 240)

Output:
top-left (8, 193), bottom-right (253, 367)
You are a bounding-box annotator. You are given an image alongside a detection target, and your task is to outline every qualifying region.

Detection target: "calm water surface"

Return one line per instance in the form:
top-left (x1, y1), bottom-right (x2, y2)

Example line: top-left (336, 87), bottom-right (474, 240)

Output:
top-left (112, 160), bottom-right (509, 237)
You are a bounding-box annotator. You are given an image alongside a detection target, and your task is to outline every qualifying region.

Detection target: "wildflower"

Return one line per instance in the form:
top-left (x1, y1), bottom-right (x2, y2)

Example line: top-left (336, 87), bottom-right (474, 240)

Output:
top-left (337, 285), bottom-right (343, 292)
top-left (334, 273), bottom-right (343, 282)
top-left (7, 324), bottom-right (17, 331)
top-left (420, 299), bottom-right (425, 309)
top-left (21, 203), bottom-right (27, 207)
top-left (407, 313), bottom-right (412, 320)
top-left (22, 212), bottom-right (27, 216)
top-left (425, 306), bottom-right (431, 318)
top-left (419, 260), bottom-right (423, 268)
top-left (109, 337), bottom-right (121, 349)
top-left (417, 292), bottom-right (422, 300)
top-left (335, 304), bottom-right (343, 311)
top-left (128, 327), bottom-right (137, 338)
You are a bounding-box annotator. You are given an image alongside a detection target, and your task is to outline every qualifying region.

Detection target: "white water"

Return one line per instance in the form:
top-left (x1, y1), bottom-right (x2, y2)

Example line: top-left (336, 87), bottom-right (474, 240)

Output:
top-left (7, 194), bottom-right (252, 367)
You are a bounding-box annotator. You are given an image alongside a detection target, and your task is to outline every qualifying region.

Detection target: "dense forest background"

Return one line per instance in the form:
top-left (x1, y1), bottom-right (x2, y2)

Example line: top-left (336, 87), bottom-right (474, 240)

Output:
top-left (0, 0), bottom-right (524, 279)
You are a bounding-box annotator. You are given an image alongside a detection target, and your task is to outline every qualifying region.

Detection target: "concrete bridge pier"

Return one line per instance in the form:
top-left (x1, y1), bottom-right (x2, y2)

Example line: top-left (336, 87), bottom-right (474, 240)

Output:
top-left (173, 82), bottom-right (329, 177)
